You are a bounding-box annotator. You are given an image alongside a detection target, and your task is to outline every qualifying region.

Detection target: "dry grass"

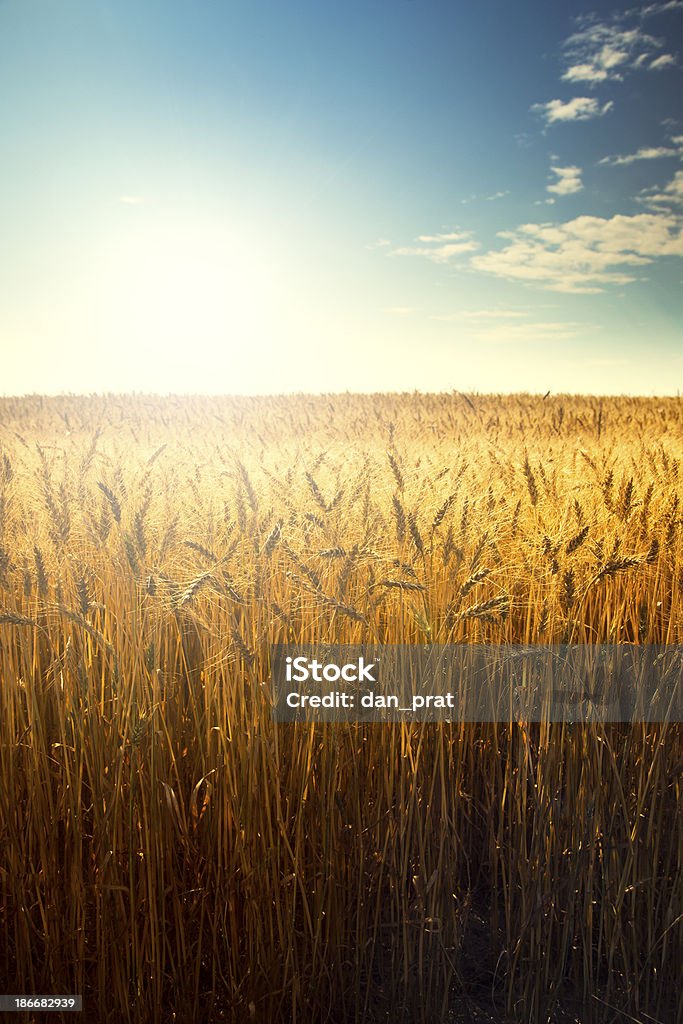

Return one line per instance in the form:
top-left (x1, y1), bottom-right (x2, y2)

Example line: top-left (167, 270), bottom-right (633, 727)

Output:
top-left (0, 392), bottom-right (681, 1023)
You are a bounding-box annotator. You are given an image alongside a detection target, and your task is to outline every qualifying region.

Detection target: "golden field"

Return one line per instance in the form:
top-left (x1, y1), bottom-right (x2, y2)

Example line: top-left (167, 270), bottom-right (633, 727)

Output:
top-left (0, 392), bottom-right (681, 1023)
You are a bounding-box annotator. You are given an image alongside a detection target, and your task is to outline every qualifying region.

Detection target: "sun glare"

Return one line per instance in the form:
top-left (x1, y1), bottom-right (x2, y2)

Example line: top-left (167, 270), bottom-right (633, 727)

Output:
top-left (101, 218), bottom-right (287, 382)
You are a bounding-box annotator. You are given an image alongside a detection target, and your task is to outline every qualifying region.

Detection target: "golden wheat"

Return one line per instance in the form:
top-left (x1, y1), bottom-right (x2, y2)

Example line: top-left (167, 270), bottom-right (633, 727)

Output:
top-left (0, 392), bottom-right (681, 1023)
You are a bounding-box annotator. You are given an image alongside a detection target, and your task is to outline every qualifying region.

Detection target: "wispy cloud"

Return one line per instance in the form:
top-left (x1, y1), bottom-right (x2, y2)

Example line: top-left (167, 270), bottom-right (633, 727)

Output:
top-left (560, 12), bottom-right (678, 85)
top-left (561, 63), bottom-right (611, 84)
top-left (649, 52), bottom-right (677, 68)
top-left (416, 231), bottom-right (471, 243)
top-left (471, 212), bottom-right (683, 293)
top-left (598, 144), bottom-right (682, 165)
top-left (392, 230), bottom-right (478, 264)
top-left (460, 190), bottom-right (510, 204)
top-left (471, 321), bottom-right (581, 344)
top-left (366, 237), bottom-right (392, 249)
top-left (431, 310), bottom-right (528, 321)
top-left (639, 1), bottom-right (683, 16)
top-left (562, 28), bottom-right (653, 83)
top-left (640, 170), bottom-right (683, 206)
top-left (119, 195), bottom-right (145, 205)
top-left (430, 309), bottom-right (578, 342)
top-left (382, 306), bottom-right (418, 315)
top-left (532, 97), bottom-right (613, 124)
top-left (547, 165), bottom-right (583, 196)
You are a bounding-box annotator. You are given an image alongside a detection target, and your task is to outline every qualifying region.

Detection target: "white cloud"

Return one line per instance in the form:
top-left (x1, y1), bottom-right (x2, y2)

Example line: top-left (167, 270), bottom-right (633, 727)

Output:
top-left (562, 63), bottom-right (610, 83)
top-left (429, 309), bottom-right (578, 342)
top-left (119, 195), bottom-right (145, 205)
top-left (532, 97), bottom-right (614, 124)
top-left (548, 165), bottom-right (583, 195)
top-left (640, 1), bottom-right (683, 15)
top-left (431, 310), bottom-right (528, 322)
top-left (598, 144), bottom-right (681, 165)
top-left (416, 231), bottom-right (471, 243)
top-left (366, 237), bottom-right (392, 249)
top-left (470, 321), bottom-right (580, 344)
top-left (392, 230), bottom-right (478, 264)
top-left (471, 212), bottom-right (683, 293)
top-left (649, 52), bottom-right (677, 68)
top-left (383, 306), bottom-right (418, 315)
top-left (640, 170), bottom-right (683, 206)
top-left (460, 190), bottom-right (509, 204)
top-left (561, 19), bottom-right (667, 84)
top-left (459, 310), bottom-right (529, 319)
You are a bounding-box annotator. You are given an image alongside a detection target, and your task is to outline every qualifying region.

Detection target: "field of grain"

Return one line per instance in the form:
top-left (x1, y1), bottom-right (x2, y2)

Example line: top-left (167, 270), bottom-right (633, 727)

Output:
top-left (0, 393), bottom-right (681, 1023)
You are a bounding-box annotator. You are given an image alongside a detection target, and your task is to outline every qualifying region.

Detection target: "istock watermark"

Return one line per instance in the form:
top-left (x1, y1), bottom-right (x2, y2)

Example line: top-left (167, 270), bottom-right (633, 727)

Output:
top-left (285, 655), bottom-right (378, 684)
top-left (270, 644), bottom-right (683, 723)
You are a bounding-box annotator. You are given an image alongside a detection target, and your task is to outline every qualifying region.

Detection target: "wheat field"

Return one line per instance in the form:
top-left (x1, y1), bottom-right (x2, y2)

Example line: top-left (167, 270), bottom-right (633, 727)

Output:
top-left (0, 392), bottom-right (681, 1023)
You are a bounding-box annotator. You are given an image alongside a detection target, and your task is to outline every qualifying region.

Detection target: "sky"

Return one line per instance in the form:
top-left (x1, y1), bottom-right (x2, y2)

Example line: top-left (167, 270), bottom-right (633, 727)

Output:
top-left (1, 0), bottom-right (682, 396)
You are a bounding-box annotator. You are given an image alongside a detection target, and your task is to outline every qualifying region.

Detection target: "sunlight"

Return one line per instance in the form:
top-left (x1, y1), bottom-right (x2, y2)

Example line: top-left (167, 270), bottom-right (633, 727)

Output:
top-left (102, 217), bottom-right (286, 373)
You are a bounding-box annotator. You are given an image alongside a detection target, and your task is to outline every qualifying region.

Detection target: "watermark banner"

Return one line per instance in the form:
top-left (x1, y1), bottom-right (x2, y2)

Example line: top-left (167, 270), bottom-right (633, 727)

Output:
top-left (270, 644), bottom-right (683, 723)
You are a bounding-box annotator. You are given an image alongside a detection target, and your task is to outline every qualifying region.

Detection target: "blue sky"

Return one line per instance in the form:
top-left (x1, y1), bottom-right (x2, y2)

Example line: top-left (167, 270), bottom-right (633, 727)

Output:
top-left (1, 0), bottom-right (682, 394)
